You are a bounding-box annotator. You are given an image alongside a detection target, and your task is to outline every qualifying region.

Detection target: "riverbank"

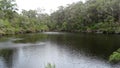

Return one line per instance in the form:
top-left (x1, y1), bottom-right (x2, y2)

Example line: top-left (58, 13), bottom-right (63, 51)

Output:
top-left (0, 29), bottom-right (48, 37)
top-left (52, 29), bottom-right (120, 35)
top-left (0, 30), bottom-right (120, 36)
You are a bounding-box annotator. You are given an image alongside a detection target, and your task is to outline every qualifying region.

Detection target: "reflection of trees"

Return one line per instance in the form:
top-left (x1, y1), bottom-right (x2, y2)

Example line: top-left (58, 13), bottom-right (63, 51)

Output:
top-left (12, 33), bottom-right (120, 60)
top-left (0, 49), bottom-right (13, 68)
top-left (0, 34), bottom-right (14, 42)
top-left (13, 34), bottom-right (48, 43)
top-left (1, 33), bottom-right (120, 62)
top-left (0, 36), bottom-right (10, 42)
top-left (43, 33), bottom-right (120, 60)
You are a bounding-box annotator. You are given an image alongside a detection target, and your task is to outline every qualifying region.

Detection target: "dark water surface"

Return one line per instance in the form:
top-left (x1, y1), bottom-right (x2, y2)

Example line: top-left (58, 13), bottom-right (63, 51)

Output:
top-left (0, 32), bottom-right (120, 68)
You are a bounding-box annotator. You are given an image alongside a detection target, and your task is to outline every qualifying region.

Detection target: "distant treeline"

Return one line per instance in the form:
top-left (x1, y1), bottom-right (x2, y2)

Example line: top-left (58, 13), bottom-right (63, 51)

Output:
top-left (50, 0), bottom-right (120, 34)
top-left (0, 0), bottom-right (120, 35)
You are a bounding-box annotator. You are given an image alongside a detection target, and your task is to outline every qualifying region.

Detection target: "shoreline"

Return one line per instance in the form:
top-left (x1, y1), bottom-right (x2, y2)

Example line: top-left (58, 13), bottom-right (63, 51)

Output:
top-left (0, 29), bottom-right (120, 37)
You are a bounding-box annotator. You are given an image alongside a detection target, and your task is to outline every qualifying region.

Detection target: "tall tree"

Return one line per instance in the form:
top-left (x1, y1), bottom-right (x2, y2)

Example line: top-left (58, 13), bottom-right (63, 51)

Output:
top-left (0, 0), bottom-right (17, 19)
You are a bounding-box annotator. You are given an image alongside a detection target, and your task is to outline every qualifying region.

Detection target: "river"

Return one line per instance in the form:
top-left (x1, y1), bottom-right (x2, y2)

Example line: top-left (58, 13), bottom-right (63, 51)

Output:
top-left (0, 32), bottom-right (120, 68)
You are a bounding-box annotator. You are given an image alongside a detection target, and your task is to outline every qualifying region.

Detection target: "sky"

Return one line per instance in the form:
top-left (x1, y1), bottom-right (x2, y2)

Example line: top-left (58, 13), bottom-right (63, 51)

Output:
top-left (16, 0), bottom-right (85, 14)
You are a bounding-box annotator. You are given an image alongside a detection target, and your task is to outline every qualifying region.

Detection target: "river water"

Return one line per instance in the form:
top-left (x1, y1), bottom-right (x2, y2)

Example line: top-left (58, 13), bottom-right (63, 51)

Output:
top-left (0, 32), bottom-right (120, 68)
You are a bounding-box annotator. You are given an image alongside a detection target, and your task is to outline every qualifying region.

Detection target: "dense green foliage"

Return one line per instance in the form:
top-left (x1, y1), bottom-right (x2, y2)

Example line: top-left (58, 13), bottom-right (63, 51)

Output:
top-left (109, 48), bottom-right (120, 63)
top-left (0, 0), bottom-right (120, 35)
top-left (45, 63), bottom-right (56, 68)
top-left (50, 0), bottom-right (120, 33)
top-left (0, 0), bottom-right (49, 35)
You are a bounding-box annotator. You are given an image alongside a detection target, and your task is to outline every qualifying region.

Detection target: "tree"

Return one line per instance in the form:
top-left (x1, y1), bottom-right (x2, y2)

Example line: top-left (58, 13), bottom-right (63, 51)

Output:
top-left (49, 0), bottom-right (120, 33)
top-left (0, 0), bottom-right (17, 19)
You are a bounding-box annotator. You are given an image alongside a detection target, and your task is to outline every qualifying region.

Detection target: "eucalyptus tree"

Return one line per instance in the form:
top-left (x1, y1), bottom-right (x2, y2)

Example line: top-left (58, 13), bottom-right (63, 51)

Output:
top-left (0, 0), bottom-right (17, 19)
top-left (49, 0), bottom-right (120, 32)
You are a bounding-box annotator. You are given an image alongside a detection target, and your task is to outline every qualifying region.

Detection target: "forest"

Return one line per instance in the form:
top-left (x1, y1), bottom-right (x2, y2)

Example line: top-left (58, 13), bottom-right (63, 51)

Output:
top-left (0, 0), bottom-right (120, 35)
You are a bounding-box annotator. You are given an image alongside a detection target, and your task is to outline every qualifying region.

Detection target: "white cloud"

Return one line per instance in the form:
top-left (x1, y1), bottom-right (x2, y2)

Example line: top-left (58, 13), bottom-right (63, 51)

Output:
top-left (16, 0), bottom-right (85, 14)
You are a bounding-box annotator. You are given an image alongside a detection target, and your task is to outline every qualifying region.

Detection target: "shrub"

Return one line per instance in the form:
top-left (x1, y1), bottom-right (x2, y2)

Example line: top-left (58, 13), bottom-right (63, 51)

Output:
top-left (109, 48), bottom-right (120, 63)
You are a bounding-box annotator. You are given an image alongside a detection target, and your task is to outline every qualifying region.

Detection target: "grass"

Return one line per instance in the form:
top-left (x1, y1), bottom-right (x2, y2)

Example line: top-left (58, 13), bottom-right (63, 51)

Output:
top-left (109, 48), bottom-right (120, 63)
top-left (45, 63), bottom-right (56, 68)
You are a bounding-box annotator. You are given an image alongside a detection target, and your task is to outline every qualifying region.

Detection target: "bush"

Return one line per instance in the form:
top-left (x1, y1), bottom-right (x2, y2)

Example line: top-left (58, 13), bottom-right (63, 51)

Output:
top-left (109, 48), bottom-right (120, 63)
top-left (45, 63), bottom-right (56, 68)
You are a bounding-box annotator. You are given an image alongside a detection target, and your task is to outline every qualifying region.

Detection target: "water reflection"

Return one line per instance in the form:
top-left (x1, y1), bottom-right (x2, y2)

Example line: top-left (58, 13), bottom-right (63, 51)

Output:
top-left (0, 49), bottom-right (13, 68)
top-left (0, 32), bottom-right (119, 68)
top-left (13, 33), bottom-right (48, 44)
